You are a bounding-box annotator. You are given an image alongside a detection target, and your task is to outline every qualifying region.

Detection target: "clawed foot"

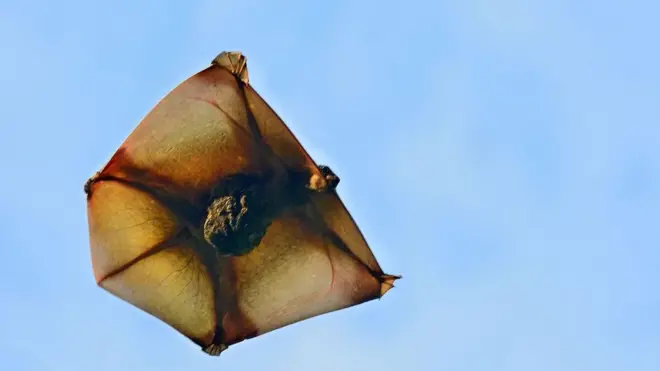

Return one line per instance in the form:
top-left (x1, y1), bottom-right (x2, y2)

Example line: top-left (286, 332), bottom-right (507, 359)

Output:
top-left (212, 51), bottom-right (249, 84)
top-left (202, 343), bottom-right (228, 356)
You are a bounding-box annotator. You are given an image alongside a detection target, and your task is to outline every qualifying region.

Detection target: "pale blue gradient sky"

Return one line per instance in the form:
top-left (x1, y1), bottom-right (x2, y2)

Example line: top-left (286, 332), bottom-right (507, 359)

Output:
top-left (1, 1), bottom-right (659, 370)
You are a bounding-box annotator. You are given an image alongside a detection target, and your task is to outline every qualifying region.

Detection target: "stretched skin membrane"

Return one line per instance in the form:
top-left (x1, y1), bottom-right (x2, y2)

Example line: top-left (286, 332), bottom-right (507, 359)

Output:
top-left (85, 51), bottom-right (399, 356)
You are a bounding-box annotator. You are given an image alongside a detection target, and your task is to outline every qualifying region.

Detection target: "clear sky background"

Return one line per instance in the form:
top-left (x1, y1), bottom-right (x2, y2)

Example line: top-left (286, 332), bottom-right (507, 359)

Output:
top-left (1, 1), bottom-right (659, 370)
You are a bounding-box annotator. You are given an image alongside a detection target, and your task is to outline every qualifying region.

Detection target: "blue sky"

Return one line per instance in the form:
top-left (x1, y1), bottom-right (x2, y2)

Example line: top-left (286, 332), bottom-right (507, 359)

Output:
top-left (1, 1), bottom-right (659, 370)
